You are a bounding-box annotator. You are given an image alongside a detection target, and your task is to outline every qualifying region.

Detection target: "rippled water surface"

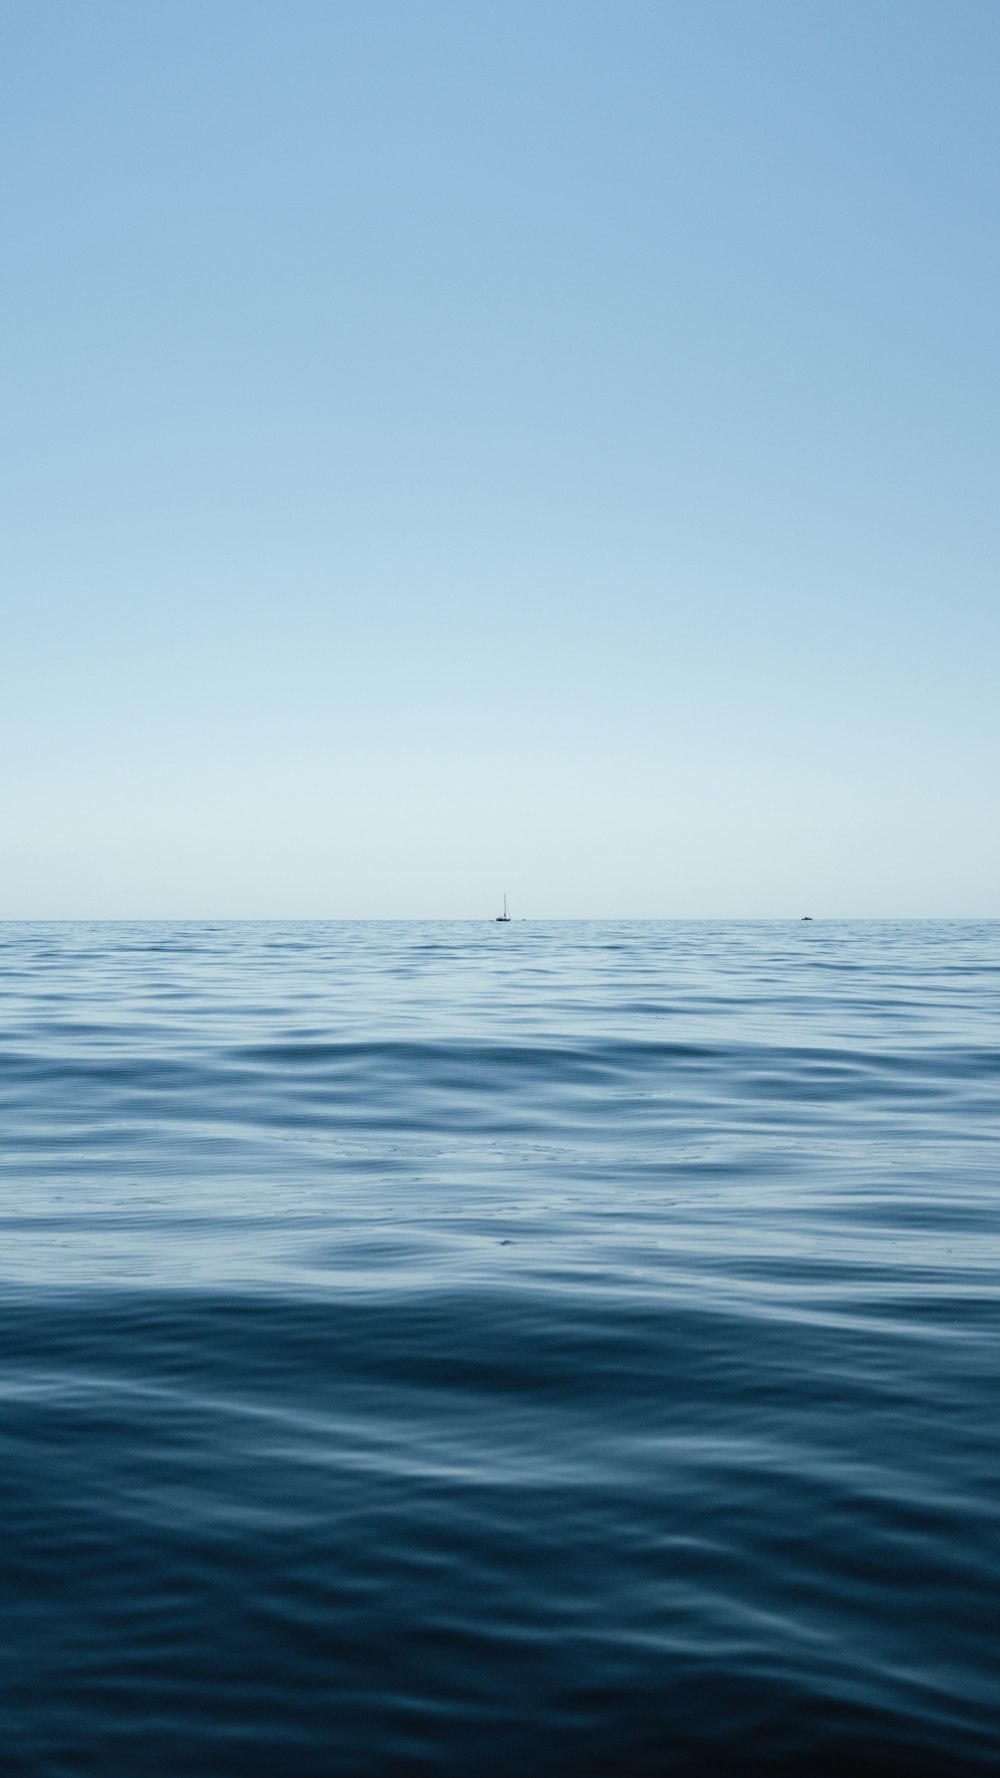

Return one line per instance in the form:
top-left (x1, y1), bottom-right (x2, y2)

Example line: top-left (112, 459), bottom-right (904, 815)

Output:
top-left (1, 920), bottom-right (998, 1775)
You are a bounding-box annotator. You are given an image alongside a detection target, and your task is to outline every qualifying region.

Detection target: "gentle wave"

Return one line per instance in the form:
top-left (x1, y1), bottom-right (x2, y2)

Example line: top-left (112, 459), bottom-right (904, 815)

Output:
top-left (0, 921), bottom-right (998, 1775)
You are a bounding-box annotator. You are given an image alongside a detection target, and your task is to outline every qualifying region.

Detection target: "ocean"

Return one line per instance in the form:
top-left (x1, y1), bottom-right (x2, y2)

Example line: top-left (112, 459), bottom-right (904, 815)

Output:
top-left (1, 919), bottom-right (997, 1775)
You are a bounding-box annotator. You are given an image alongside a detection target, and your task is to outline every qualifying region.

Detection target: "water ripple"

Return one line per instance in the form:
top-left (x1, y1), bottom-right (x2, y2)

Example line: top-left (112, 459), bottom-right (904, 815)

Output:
top-left (0, 920), bottom-right (997, 1774)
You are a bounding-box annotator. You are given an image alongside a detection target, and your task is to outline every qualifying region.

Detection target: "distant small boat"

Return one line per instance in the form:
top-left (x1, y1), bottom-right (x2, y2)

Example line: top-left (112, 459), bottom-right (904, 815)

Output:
top-left (801, 915), bottom-right (813, 921)
top-left (496, 894), bottom-right (511, 923)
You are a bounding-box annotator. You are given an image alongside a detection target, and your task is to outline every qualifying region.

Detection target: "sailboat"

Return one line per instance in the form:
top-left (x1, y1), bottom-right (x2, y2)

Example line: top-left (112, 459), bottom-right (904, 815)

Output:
top-left (496, 894), bottom-right (511, 923)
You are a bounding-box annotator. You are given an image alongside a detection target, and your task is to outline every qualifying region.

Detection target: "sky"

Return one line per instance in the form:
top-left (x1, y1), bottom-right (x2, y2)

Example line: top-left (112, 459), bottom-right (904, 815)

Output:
top-left (2, 0), bottom-right (998, 918)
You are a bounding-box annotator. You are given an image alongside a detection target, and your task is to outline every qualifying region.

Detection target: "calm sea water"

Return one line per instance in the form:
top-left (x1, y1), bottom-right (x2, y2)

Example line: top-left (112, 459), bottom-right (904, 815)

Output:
top-left (1, 920), bottom-right (998, 1775)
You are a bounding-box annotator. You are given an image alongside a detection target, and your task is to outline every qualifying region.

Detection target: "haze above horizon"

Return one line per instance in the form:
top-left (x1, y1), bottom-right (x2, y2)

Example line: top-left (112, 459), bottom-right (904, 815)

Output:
top-left (3, 0), bottom-right (997, 918)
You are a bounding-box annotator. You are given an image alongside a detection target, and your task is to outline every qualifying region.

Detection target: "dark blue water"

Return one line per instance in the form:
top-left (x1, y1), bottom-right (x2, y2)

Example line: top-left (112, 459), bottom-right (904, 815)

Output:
top-left (1, 920), bottom-right (998, 1775)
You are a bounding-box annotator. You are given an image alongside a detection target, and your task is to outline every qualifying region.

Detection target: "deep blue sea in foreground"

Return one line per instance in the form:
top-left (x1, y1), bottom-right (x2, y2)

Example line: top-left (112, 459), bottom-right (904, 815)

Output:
top-left (1, 919), bottom-right (998, 1776)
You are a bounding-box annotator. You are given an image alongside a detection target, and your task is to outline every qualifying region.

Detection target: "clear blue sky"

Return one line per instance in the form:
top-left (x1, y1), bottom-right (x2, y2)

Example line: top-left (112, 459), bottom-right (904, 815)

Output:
top-left (2, 0), bottom-right (997, 916)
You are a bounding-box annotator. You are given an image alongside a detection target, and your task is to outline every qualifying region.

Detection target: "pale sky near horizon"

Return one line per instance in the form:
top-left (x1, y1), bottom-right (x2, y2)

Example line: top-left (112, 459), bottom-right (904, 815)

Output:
top-left (2, 0), bottom-right (998, 917)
